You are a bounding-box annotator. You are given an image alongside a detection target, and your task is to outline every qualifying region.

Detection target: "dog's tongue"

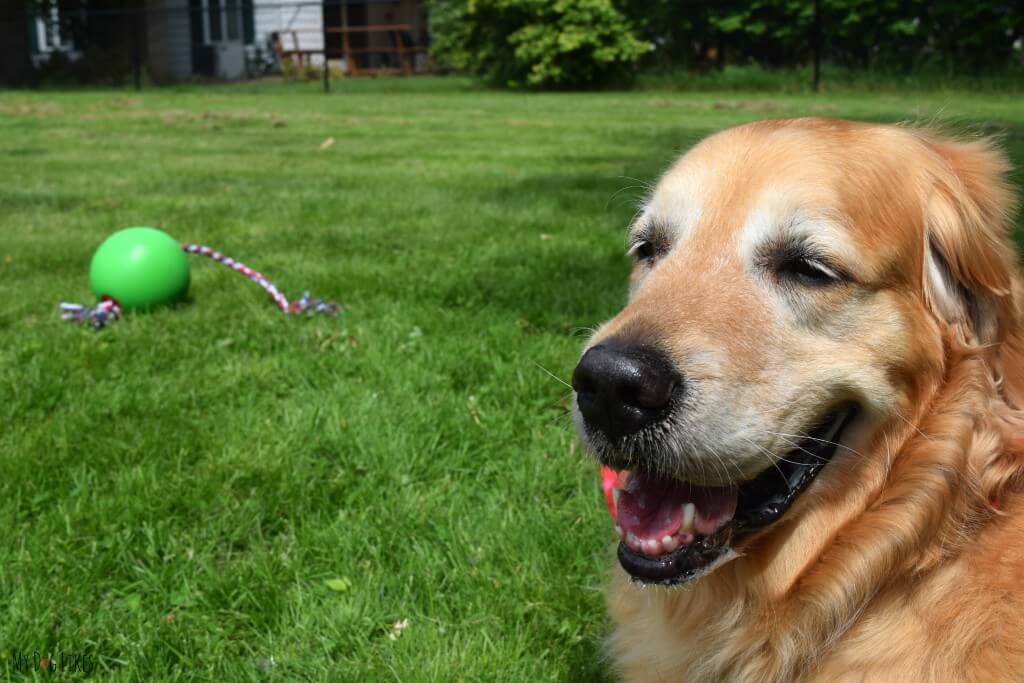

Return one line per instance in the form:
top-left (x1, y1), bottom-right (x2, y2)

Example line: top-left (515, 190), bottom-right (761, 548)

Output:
top-left (603, 467), bottom-right (738, 541)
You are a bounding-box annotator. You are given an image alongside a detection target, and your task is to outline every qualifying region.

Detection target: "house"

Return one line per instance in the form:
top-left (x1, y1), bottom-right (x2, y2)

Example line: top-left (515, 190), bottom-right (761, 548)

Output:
top-left (146, 0), bottom-right (258, 81)
top-left (6, 0), bottom-right (428, 85)
top-left (146, 0), bottom-right (330, 81)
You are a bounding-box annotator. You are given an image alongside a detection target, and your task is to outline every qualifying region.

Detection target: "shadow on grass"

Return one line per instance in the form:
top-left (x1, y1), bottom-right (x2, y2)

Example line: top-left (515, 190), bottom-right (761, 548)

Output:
top-left (441, 240), bottom-right (627, 331)
top-left (444, 128), bottom-right (708, 328)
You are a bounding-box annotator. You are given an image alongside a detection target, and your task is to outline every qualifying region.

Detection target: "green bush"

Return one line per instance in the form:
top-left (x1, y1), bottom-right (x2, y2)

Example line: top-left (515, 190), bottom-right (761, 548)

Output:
top-left (429, 0), bottom-right (650, 89)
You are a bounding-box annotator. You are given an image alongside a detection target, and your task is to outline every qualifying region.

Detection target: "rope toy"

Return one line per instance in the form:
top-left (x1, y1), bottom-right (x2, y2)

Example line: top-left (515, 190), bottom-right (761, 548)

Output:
top-left (60, 297), bottom-right (121, 329)
top-left (181, 243), bottom-right (340, 316)
top-left (60, 227), bottom-right (341, 330)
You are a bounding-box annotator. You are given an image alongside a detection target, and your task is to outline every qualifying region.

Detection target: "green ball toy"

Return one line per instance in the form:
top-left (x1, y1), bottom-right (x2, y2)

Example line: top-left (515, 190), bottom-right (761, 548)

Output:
top-left (89, 227), bottom-right (190, 312)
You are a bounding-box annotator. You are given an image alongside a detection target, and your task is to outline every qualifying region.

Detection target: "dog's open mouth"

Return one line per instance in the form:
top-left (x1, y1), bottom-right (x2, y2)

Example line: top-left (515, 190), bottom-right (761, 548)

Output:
top-left (603, 406), bottom-right (857, 585)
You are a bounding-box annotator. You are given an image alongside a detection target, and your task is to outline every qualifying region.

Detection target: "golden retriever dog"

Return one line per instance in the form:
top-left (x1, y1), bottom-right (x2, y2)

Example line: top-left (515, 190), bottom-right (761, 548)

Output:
top-left (571, 118), bottom-right (1024, 682)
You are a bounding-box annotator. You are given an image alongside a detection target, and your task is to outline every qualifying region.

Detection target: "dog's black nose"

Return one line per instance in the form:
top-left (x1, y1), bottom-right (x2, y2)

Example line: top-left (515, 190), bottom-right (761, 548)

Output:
top-left (572, 342), bottom-right (679, 440)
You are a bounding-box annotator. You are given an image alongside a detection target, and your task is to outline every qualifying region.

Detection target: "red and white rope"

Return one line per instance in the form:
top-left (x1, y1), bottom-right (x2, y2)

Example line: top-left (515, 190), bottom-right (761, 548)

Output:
top-left (182, 243), bottom-right (292, 312)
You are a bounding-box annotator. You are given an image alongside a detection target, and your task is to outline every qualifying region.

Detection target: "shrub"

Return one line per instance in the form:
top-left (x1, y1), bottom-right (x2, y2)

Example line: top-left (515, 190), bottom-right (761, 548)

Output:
top-left (33, 48), bottom-right (135, 86)
top-left (280, 58), bottom-right (322, 81)
top-left (430, 0), bottom-right (650, 89)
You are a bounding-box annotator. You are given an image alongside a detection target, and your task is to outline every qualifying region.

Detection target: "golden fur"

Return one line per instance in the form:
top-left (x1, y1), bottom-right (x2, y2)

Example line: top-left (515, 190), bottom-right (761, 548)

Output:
top-left (590, 119), bottom-right (1024, 681)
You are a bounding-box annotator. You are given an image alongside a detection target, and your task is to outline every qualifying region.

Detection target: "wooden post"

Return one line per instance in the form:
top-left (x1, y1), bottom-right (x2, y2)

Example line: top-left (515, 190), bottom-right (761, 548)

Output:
top-left (342, 30), bottom-right (355, 76)
top-left (321, 4), bottom-right (329, 94)
top-left (340, 0), bottom-right (351, 76)
top-left (394, 28), bottom-right (410, 75)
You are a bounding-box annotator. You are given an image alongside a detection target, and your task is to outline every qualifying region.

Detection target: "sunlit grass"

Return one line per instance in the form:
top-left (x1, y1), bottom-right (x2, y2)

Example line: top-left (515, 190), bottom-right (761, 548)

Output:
top-left (1, 78), bottom-right (1022, 680)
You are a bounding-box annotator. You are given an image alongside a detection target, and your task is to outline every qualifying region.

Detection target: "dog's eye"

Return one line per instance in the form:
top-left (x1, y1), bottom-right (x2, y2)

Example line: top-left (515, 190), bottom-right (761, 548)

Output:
top-left (629, 240), bottom-right (657, 263)
top-left (779, 256), bottom-right (840, 285)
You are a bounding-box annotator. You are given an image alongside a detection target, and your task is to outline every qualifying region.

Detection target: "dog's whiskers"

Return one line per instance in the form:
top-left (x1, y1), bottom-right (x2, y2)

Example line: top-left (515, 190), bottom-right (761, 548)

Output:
top-left (534, 361), bottom-right (573, 390)
top-left (892, 407), bottom-right (932, 442)
top-left (737, 435), bottom-right (791, 482)
top-left (771, 436), bottom-right (872, 469)
top-left (763, 430), bottom-right (870, 463)
top-left (570, 326), bottom-right (599, 340)
top-left (707, 441), bottom-right (748, 482)
top-left (607, 184), bottom-right (651, 212)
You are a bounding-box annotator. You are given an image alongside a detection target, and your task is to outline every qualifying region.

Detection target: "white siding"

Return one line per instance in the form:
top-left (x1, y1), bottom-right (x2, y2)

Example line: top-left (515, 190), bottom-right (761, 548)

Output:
top-left (147, 0), bottom-right (192, 82)
top-left (254, 0), bottom-right (324, 65)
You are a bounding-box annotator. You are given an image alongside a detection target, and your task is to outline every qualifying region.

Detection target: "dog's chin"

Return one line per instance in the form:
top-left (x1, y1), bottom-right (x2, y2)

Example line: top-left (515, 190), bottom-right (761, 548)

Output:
top-left (601, 405), bottom-right (859, 587)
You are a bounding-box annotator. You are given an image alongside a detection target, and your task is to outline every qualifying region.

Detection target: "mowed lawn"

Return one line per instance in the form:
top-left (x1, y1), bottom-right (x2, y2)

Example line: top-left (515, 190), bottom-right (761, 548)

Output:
top-left (1, 79), bottom-right (1023, 681)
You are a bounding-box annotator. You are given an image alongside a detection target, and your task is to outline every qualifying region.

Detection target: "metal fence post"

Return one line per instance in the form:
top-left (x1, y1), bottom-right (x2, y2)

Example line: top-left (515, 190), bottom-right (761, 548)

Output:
top-left (132, 9), bottom-right (142, 91)
top-left (812, 0), bottom-right (822, 92)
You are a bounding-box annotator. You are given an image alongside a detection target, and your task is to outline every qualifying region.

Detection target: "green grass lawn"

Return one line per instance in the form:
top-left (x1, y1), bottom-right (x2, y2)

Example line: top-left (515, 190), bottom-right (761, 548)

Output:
top-left (1, 78), bottom-right (1023, 681)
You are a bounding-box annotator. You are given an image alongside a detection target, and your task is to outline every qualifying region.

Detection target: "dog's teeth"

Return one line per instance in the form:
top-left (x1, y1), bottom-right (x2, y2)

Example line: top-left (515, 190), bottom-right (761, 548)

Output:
top-left (615, 525), bottom-right (624, 540)
top-left (662, 535), bottom-right (679, 553)
top-left (681, 503), bottom-right (695, 534)
top-left (643, 539), bottom-right (661, 555)
top-left (627, 532), bottom-right (641, 550)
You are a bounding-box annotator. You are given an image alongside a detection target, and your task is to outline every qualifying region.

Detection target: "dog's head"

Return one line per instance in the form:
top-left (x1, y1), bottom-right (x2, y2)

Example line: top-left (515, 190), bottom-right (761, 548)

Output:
top-left (574, 118), bottom-right (1021, 585)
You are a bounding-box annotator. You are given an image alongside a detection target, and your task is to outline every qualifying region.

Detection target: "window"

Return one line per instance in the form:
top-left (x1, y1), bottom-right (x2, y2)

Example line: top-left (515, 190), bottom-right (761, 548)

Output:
top-left (32, 2), bottom-right (71, 54)
top-left (190, 0), bottom-right (243, 44)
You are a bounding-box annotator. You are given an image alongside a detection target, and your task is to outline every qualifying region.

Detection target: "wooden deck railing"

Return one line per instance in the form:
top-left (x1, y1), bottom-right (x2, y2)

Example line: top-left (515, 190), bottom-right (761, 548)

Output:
top-left (271, 24), bottom-right (429, 77)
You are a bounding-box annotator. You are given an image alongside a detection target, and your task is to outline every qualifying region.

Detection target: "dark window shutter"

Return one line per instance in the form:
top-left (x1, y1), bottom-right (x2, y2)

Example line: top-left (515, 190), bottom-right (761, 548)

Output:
top-left (189, 0), bottom-right (204, 44)
top-left (28, 12), bottom-right (39, 52)
top-left (208, 0), bottom-right (222, 42)
top-left (242, 0), bottom-right (254, 44)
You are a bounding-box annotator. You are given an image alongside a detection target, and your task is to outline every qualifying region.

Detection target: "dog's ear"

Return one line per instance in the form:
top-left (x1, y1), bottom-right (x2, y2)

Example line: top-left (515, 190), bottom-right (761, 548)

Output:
top-left (921, 134), bottom-right (1018, 345)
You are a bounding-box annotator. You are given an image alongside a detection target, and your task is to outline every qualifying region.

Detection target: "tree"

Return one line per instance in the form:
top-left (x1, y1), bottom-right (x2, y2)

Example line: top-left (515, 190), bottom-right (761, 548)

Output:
top-left (430, 0), bottom-right (650, 88)
top-left (0, 2), bottom-right (34, 85)
top-left (620, 0), bottom-right (1023, 77)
